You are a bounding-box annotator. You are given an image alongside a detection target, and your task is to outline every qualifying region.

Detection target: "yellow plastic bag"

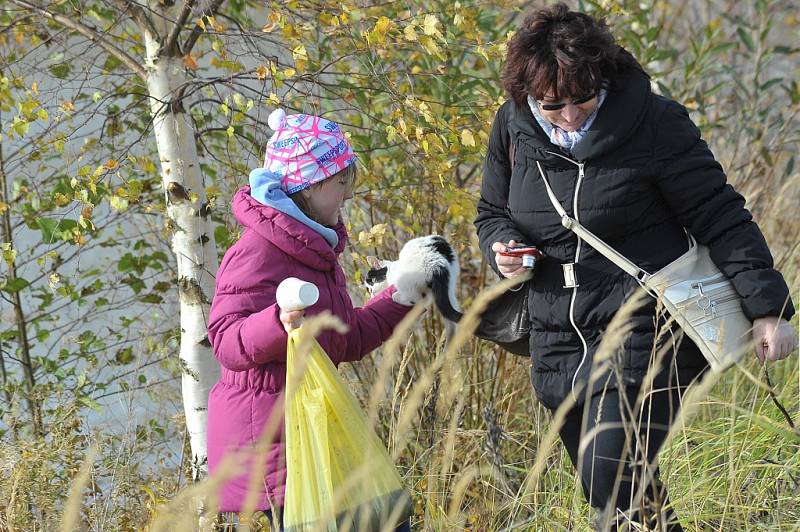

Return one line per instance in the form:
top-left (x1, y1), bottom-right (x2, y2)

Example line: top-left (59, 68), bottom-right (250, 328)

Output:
top-left (284, 328), bottom-right (412, 532)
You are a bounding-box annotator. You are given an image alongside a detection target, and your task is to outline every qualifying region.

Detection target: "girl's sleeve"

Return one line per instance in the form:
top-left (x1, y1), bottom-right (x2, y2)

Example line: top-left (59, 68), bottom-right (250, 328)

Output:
top-left (652, 101), bottom-right (794, 321)
top-left (207, 290), bottom-right (288, 371)
top-left (333, 286), bottom-right (411, 363)
top-left (207, 242), bottom-right (289, 371)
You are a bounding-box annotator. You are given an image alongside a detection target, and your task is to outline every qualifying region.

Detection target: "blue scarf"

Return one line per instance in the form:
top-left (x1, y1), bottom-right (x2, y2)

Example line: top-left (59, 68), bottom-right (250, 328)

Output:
top-left (528, 89), bottom-right (608, 154)
top-left (248, 168), bottom-right (339, 247)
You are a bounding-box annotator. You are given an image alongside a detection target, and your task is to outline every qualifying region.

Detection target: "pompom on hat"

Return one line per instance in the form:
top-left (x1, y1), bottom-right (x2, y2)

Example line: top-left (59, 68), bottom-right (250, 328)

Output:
top-left (263, 108), bottom-right (356, 194)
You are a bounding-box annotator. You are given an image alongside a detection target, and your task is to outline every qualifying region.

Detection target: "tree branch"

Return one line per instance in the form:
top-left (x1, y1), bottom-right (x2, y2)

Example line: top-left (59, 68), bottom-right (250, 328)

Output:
top-left (7, 0), bottom-right (148, 81)
top-left (114, 0), bottom-right (160, 42)
top-left (181, 0), bottom-right (225, 56)
top-left (0, 109), bottom-right (42, 436)
top-left (164, 0), bottom-right (196, 57)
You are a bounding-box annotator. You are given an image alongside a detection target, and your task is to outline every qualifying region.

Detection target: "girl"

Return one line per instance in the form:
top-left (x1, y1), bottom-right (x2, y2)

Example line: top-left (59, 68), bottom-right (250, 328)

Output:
top-left (207, 109), bottom-right (415, 530)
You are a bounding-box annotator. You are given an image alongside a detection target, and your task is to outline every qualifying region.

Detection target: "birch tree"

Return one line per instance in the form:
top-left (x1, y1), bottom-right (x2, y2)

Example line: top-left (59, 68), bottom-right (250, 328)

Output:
top-left (5, 0), bottom-right (224, 481)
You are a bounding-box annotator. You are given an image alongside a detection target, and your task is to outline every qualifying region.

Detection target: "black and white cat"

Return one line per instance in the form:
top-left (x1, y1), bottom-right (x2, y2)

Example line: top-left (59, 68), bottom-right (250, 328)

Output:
top-left (365, 235), bottom-right (463, 331)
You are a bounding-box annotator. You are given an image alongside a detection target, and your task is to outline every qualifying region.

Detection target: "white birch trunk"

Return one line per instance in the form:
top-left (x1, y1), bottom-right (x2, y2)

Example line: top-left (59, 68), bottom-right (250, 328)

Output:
top-left (142, 7), bottom-right (220, 482)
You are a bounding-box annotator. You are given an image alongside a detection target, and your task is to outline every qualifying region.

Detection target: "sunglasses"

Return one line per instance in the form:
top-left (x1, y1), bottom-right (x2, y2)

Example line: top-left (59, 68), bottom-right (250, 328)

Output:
top-left (537, 92), bottom-right (596, 111)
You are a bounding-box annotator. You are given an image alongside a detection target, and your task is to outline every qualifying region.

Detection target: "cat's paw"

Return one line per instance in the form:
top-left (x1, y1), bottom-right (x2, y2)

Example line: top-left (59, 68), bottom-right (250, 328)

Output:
top-left (391, 287), bottom-right (428, 306)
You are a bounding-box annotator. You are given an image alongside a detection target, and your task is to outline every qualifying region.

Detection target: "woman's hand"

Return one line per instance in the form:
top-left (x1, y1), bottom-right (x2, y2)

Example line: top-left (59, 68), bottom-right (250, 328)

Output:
top-left (492, 239), bottom-right (528, 278)
top-left (753, 317), bottom-right (797, 362)
top-left (280, 309), bottom-right (305, 333)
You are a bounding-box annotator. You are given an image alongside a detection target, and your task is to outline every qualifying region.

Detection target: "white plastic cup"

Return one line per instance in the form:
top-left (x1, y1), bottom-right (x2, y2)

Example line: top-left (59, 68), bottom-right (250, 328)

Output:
top-left (276, 277), bottom-right (319, 311)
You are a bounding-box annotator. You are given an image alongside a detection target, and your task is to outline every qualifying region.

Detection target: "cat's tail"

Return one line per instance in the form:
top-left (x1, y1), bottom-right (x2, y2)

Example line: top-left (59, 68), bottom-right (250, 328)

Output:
top-left (430, 267), bottom-right (462, 323)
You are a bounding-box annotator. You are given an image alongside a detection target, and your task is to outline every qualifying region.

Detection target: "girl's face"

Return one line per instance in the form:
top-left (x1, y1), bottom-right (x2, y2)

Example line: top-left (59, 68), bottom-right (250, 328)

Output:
top-left (300, 173), bottom-right (354, 226)
top-left (536, 92), bottom-right (599, 132)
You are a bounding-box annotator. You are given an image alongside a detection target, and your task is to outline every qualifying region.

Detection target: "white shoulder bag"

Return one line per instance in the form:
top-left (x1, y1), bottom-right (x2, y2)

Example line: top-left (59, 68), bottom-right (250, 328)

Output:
top-left (535, 162), bottom-right (752, 371)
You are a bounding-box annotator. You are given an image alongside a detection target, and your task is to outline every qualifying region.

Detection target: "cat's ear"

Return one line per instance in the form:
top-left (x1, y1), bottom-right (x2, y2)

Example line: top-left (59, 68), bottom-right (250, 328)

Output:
top-left (366, 255), bottom-right (382, 269)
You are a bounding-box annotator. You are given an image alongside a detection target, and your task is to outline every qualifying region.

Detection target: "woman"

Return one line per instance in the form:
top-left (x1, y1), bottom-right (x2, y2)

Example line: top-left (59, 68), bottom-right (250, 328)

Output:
top-left (474, 4), bottom-right (796, 530)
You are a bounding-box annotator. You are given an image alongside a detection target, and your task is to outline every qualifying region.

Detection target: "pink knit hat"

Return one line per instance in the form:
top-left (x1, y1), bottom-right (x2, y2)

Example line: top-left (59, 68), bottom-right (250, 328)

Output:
top-left (264, 108), bottom-right (356, 194)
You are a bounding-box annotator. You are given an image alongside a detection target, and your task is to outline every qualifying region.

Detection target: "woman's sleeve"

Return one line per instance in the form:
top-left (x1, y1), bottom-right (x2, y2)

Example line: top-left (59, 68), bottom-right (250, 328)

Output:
top-left (652, 101), bottom-right (794, 321)
top-left (474, 104), bottom-right (528, 275)
top-left (334, 286), bottom-right (411, 364)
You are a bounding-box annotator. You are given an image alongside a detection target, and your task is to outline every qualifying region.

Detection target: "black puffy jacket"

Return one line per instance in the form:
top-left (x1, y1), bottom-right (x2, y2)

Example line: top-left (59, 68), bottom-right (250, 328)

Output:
top-left (475, 70), bottom-right (795, 410)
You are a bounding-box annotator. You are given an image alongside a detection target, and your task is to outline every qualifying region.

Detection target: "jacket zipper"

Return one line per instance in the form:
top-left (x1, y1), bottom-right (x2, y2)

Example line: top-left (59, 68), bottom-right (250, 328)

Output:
top-left (545, 151), bottom-right (589, 398)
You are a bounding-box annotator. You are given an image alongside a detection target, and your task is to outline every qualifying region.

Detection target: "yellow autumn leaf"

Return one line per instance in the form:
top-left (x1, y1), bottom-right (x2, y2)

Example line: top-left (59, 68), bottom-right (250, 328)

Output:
top-left (54, 193), bottom-right (71, 207)
top-left (196, 18), bottom-right (206, 31)
top-left (419, 35), bottom-right (442, 58)
top-left (283, 67), bottom-right (296, 78)
top-left (423, 14), bottom-right (440, 37)
top-left (320, 12), bottom-right (339, 26)
top-left (256, 64), bottom-right (269, 80)
top-left (292, 45), bottom-right (308, 61)
top-left (207, 16), bottom-right (226, 32)
top-left (110, 195), bottom-right (128, 212)
top-left (374, 16), bottom-right (394, 35)
top-left (104, 159), bottom-right (119, 170)
top-left (267, 92), bottom-right (281, 106)
top-left (403, 24), bottom-right (418, 41)
top-left (282, 23), bottom-right (300, 39)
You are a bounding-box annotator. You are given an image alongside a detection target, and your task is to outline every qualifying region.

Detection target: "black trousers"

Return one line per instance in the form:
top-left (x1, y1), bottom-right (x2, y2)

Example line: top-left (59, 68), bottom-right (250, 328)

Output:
top-left (558, 380), bottom-right (687, 531)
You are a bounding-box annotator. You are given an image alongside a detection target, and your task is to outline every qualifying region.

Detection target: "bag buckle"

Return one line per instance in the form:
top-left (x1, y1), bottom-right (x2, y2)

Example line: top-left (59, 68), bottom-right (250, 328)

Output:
top-left (692, 282), bottom-right (715, 317)
top-left (562, 263), bottom-right (579, 288)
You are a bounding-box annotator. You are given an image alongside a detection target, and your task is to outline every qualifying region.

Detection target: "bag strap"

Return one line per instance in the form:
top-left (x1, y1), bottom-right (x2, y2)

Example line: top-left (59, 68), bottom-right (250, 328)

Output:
top-left (534, 160), bottom-right (653, 284)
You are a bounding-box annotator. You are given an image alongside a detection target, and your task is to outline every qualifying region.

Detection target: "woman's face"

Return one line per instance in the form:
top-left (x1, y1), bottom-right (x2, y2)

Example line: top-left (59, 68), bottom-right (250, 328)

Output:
top-left (537, 92), bottom-right (599, 132)
top-left (300, 173), bottom-right (354, 226)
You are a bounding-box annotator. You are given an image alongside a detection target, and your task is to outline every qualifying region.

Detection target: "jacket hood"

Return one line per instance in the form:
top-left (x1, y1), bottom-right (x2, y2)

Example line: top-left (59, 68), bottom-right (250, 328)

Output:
top-left (231, 186), bottom-right (348, 271)
top-left (508, 69), bottom-right (652, 166)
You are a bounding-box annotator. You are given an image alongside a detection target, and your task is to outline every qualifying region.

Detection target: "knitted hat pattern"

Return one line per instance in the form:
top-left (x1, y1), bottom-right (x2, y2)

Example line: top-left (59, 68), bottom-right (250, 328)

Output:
top-left (263, 108), bottom-right (356, 194)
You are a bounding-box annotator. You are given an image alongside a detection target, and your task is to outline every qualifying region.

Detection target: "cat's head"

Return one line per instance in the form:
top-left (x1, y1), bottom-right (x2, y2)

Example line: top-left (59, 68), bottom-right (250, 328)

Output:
top-left (364, 256), bottom-right (390, 296)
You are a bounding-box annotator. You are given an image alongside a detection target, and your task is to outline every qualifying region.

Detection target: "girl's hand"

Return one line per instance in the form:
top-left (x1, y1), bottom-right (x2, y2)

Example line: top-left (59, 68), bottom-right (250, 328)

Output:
top-left (280, 309), bottom-right (305, 333)
top-left (492, 239), bottom-right (528, 278)
top-left (753, 317), bottom-right (797, 362)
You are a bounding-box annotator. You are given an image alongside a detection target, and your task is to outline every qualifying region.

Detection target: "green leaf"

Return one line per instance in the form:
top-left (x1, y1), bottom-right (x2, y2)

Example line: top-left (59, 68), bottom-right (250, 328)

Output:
top-left (78, 395), bottom-right (102, 412)
top-left (139, 293), bottom-right (163, 304)
top-left (759, 77), bottom-right (783, 91)
top-left (760, 146), bottom-right (773, 167)
top-left (737, 27), bottom-right (755, 53)
top-left (35, 218), bottom-right (60, 242)
top-left (115, 347), bottom-right (135, 365)
top-left (2, 277), bottom-right (29, 293)
top-left (49, 63), bottom-right (71, 79)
